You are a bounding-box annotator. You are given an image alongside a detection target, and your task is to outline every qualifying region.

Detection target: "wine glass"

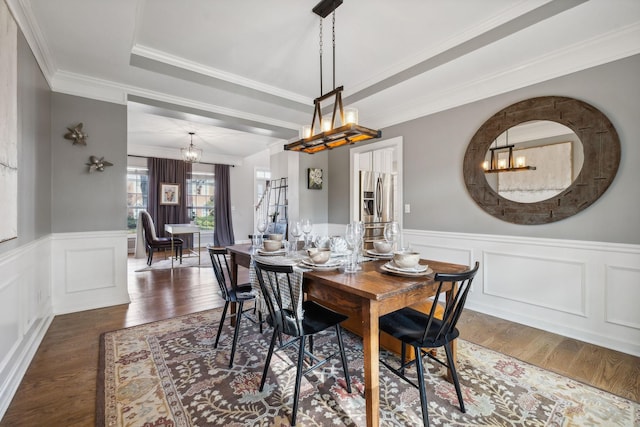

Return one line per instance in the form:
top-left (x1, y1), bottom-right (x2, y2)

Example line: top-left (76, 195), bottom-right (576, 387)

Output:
top-left (344, 223), bottom-right (360, 273)
top-left (384, 221), bottom-right (401, 252)
top-left (289, 220), bottom-right (302, 254)
top-left (301, 219), bottom-right (313, 249)
top-left (256, 217), bottom-right (267, 247)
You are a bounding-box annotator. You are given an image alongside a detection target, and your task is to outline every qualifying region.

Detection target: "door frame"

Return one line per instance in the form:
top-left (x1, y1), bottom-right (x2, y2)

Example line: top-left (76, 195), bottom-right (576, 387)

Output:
top-left (349, 136), bottom-right (403, 229)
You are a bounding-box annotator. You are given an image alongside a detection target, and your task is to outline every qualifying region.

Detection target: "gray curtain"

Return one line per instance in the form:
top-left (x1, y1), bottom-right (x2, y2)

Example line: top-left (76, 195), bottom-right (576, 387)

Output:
top-left (148, 157), bottom-right (191, 238)
top-left (214, 164), bottom-right (235, 246)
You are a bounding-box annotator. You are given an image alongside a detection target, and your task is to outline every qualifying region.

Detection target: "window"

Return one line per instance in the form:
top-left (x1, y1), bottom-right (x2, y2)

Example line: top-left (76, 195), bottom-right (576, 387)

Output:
top-left (127, 167), bottom-right (149, 232)
top-left (187, 172), bottom-right (215, 230)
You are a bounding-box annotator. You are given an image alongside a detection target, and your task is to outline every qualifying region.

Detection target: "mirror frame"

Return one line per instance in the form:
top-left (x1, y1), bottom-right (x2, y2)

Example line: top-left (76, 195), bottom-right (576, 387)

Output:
top-left (463, 96), bottom-right (620, 224)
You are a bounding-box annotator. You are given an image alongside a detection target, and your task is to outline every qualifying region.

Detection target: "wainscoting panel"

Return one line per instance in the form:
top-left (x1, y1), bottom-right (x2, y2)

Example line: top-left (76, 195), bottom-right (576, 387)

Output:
top-left (483, 251), bottom-right (586, 316)
top-left (605, 264), bottom-right (640, 330)
top-left (51, 231), bottom-right (130, 315)
top-left (65, 247), bottom-right (116, 293)
top-left (403, 229), bottom-right (640, 357)
top-left (0, 237), bottom-right (53, 420)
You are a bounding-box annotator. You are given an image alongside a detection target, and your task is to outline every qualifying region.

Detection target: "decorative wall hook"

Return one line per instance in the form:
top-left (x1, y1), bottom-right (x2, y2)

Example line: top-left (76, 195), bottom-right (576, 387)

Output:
top-left (64, 123), bottom-right (88, 145)
top-left (86, 156), bottom-right (113, 172)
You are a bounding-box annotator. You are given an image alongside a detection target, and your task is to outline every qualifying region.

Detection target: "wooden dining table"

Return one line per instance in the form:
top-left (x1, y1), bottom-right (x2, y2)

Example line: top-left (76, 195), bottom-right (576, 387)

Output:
top-left (225, 243), bottom-right (468, 427)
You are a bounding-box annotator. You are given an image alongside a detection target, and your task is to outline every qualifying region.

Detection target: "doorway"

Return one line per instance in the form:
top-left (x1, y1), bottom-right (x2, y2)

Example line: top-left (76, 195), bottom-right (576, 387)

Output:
top-left (349, 136), bottom-right (403, 228)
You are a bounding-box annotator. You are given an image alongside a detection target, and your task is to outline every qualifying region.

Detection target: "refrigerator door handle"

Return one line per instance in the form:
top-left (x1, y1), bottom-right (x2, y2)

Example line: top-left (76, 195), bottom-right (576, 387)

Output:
top-left (376, 176), bottom-right (383, 220)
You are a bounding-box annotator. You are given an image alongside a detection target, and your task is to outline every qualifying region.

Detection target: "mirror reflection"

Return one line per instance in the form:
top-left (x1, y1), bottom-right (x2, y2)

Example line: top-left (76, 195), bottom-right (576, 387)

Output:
top-left (483, 121), bottom-right (583, 203)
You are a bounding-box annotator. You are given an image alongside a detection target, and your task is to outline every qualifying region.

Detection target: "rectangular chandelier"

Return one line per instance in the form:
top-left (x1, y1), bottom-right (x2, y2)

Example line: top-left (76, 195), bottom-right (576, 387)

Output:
top-left (284, 86), bottom-right (381, 154)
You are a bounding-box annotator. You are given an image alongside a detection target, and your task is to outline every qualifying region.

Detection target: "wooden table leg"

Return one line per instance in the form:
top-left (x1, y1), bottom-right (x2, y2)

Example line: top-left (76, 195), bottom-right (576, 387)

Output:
top-left (362, 300), bottom-right (380, 427)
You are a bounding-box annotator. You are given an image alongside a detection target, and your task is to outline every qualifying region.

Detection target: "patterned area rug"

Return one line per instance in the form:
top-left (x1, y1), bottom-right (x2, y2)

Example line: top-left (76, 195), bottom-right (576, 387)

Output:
top-left (97, 309), bottom-right (639, 426)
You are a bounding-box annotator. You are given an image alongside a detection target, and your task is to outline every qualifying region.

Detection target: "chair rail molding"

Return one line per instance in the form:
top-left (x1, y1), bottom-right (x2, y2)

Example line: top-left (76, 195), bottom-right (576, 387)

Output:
top-left (402, 228), bottom-right (640, 357)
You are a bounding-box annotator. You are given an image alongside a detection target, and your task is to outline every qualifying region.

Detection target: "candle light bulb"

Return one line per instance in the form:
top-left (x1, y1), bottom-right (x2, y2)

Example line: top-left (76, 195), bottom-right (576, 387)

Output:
top-left (322, 118), bottom-right (332, 132)
top-left (498, 159), bottom-right (507, 169)
top-left (516, 156), bottom-right (526, 168)
top-left (482, 160), bottom-right (489, 170)
top-left (344, 107), bottom-right (358, 125)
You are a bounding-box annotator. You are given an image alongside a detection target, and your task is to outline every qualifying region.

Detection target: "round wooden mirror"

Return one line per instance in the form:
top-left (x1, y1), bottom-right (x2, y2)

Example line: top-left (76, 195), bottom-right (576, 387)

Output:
top-left (463, 96), bottom-right (620, 224)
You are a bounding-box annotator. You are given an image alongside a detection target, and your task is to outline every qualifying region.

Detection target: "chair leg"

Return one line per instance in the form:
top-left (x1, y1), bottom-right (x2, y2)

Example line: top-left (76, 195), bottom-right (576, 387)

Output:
top-left (260, 328), bottom-right (279, 391)
top-left (258, 310), bottom-right (263, 334)
top-left (291, 336), bottom-right (306, 426)
top-left (335, 325), bottom-right (352, 393)
top-left (229, 301), bottom-right (244, 368)
top-left (443, 342), bottom-right (465, 413)
top-left (400, 342), bottom-right (407, 375)
top-left (413, 345), bottom-right (430, 427)
top-left (214, 302), bottom-right (229, 349)
top-left (147, 248), bottom-right (153, 266)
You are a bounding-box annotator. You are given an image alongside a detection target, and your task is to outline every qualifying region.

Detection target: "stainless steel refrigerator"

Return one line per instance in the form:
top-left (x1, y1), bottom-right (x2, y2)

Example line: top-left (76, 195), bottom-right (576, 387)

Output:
top-left (359, 171), bottom-right (394, 248)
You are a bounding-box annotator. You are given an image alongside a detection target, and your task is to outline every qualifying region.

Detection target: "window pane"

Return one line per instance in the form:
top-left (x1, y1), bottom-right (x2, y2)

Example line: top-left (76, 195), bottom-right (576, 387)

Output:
top-left (187, 172), bottom-right (215, 230)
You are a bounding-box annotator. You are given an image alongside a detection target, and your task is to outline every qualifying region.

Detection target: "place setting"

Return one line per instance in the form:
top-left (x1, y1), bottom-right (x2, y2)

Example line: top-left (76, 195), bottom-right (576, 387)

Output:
top-left (365, 239), bottom-right (394, 259)
top-left (380, 250), bottom-right (434, 277)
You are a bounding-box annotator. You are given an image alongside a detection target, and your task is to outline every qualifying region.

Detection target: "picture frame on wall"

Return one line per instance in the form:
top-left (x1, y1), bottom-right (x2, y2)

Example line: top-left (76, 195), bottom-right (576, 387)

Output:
top-left (307, 168), bottom-right (323, 190)
top-left (160, 183), bottom-right (180, 205)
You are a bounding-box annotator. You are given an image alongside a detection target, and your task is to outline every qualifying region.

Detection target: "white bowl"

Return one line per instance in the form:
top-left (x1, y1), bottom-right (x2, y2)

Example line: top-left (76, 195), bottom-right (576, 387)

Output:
top-left (263, 239), bottom-right (282, 252)
top-left (306, 248), bottom-right (331, 264)
top-left (373, 240), bottom-right (392, 254)
top-left (268, 233), bottom-right (283, 241)
top-left (393, 251), bottom-right (420, 269)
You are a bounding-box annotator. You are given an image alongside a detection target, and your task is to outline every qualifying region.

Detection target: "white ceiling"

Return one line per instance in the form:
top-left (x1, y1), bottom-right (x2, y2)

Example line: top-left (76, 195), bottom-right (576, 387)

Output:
top-left (7, 0), bottom-right (640, 164)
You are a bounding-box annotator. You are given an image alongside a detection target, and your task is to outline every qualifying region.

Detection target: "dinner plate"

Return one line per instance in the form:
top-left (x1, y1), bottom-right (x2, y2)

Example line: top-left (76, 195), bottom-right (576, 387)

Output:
top-left (301, 258), bottom-right (344, 269)
top-left (330, 250), bottom-right (352, 257)
top-left (383, 261), bottom-right (428, 273)
top-left (366, 249), bottom-right (393, 258)
top-left (380, 264), bottom-right (434, 277)
top-left (257, 248), bottom-right (286, 256)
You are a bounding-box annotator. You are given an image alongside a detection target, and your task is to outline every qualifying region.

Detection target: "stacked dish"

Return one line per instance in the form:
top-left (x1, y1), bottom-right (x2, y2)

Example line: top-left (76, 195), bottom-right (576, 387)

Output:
top-left (300, 257), bottom-right (344, 271)
top-left (257, 248), bottom-right (286, 256)
top-left (381, 261), bottom-right (433, 277)
top-left (366, 249), bottom-right (393, 259)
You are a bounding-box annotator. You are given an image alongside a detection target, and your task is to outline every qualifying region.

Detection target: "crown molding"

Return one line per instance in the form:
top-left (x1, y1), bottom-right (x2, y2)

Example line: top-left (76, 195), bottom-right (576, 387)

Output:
top-left (127, 143), bottom-right (243, 167)
top-left (5, 0), bottom-right (56, 86)
top-left (51, 70), bottom-right (301, 134)
top-left (131, 44), bottom-right (312, 105)
top-left (371, 22), bottom-right (640, 130)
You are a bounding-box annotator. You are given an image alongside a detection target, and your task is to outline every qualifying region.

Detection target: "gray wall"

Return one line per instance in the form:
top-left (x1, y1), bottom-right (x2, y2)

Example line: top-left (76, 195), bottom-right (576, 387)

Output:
top-left (51, 93), bottom-right (127, 232)
top-left (328, 54), bottom-right (640, 245)
top-left (298, 150), bottom-right (328, 224)
top-left (0, 30), bottom-right (52, 255)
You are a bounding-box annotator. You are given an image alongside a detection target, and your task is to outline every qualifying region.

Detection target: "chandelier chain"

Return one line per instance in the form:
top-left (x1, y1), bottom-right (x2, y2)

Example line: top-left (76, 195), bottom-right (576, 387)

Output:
top-left (332, 10), bottom-right (336, 89)
top-left (319, 18), bottom-right (323, 95)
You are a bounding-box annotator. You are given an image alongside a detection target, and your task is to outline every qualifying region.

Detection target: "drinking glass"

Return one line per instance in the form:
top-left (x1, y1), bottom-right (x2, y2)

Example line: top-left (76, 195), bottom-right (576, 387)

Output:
top-left (256, 218), bottom-right (267, 247)
top-left (289, 220), bottom-right (302, 254)
top-left (301, 219), bottom-right (313, 249)
top-left (344, 223), bottom-right (360, 273)
top-left (384, 221), bottom-right (401, 252)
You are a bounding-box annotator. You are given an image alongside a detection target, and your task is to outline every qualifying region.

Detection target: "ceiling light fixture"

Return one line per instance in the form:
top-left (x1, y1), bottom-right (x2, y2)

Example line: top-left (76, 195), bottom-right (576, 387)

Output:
top-left (284, 0), bottom-right (381, 154)
top-left (483, 129), bottom-right (536, 173)
top-left (181, 131), bottom-right (202, 163)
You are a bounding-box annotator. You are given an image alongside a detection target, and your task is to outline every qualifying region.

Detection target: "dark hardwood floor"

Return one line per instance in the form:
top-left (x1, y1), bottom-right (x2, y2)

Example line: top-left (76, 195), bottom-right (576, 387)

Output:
top-left (1, 253), bottom-right (638, 426)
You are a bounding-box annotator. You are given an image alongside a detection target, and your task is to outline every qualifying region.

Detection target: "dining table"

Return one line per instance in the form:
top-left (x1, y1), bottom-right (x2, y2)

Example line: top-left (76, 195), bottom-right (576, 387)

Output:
top-left (225, 243), bottom-right (469, 427)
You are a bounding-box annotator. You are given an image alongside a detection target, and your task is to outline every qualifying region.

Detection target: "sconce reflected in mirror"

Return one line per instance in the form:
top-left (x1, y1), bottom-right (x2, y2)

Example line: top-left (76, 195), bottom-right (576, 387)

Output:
top-left (463, 96), bottom-right (619, 225)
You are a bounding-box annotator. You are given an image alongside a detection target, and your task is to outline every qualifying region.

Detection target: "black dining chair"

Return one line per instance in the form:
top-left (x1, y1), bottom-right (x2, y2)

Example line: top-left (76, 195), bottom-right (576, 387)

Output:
top-left (209, 247), bottom-right (261, 368)
top-left (378, 262), bottom-right (480, 427)
top-left (140, 211), bottom-right (183, 266)
top-left (253, 260), bottom-right (352, 426)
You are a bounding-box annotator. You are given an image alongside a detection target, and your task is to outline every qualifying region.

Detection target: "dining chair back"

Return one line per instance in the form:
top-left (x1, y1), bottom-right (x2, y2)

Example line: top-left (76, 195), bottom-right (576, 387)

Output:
top-left (253, 259), bottom-right (352, 426)
top-left (209, 247), bottom-right (259, 368)
top-left (379, 261), bottom-right (480, 427)
top-left (140, 211), bottom-right (183, 266)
